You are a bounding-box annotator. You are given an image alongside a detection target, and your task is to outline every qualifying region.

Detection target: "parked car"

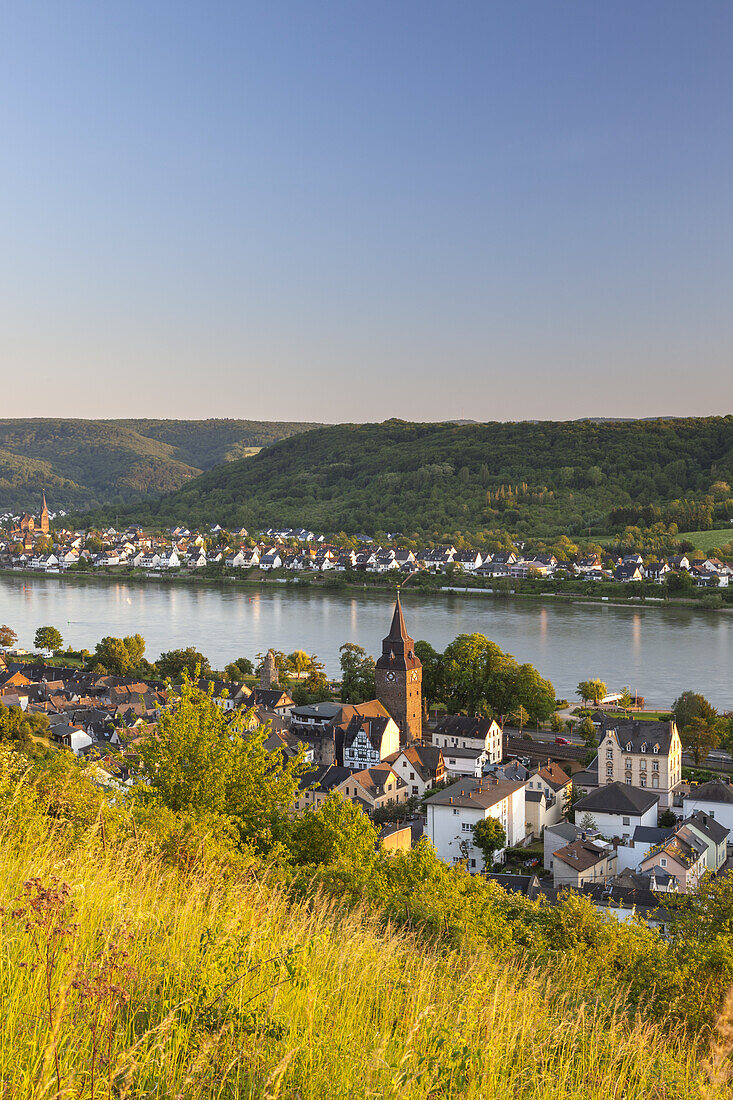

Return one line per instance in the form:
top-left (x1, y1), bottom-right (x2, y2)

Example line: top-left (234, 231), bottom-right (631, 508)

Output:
top-left (554, 736), bottom-right (571, 745)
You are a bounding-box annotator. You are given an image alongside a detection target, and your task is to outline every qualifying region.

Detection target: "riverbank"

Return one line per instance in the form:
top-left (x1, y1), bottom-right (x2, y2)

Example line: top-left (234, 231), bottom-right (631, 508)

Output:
top-left (1, 565), bottom-right (731, 616)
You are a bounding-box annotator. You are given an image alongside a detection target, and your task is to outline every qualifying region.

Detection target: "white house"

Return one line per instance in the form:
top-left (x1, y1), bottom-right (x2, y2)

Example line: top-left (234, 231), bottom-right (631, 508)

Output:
top-left (425, 776), bottom-right (526, 872)
top-left (432, 716), bottom-right (503, 765)
top-left (573, 782), bottom-right (659, 840)
top-left (683, 780), bottom-right (733, 839)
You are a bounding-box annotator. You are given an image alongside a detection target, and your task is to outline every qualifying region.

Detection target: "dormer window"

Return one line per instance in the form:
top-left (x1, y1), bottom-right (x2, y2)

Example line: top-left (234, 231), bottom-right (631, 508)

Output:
top-left (641, 744), bottom-right (646, 753)
top-left (653, 744), bottom-right (659, 754)
top-left (626, 743), bottom-right (632, 751)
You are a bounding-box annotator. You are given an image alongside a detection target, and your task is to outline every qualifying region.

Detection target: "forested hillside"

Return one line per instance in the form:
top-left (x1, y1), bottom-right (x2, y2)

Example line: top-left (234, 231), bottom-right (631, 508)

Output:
top-left (0, 419), bottom-right (319, 512)
top-left (112, 417), bottom-right (733, 540)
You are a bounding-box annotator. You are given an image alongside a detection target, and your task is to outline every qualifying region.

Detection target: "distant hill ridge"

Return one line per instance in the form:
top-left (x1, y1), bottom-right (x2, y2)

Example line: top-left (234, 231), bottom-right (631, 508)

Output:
top-left (0, 418), bottom-right (321, 512)
top-left (103, 415), bottom-right (733, 540)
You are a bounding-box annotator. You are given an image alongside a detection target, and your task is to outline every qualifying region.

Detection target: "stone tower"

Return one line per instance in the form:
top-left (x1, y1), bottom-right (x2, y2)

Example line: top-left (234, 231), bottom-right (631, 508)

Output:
top-left (260, 649), bottom-right (279, 689)
top-left (40, 490), bottom-right (49, 535)
top-left (375, 593), bottom-right (422, 745)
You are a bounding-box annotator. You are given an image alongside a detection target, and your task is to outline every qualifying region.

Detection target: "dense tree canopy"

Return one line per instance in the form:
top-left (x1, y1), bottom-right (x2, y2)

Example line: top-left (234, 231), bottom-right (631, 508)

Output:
top-left (339, 643), bottom-right (376, 704)
top-left (104, 417), bottom-right (733, 541)
top-left (417, 633), bottom-right (555, 723)
top-left (34, 626), bottom-right (63, 652)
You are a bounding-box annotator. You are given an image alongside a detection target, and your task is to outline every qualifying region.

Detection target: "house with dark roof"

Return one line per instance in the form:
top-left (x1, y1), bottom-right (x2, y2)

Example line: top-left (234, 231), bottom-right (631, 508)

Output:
top-left (574, 781), bottom-right (659, 839)
top-left (597, 717), bottom-right (682, 808)
top-left (683, 811), bottom-right (729, 872)
top-left (683, 780), bottom-right (733, 837)
top-left (552, 838), bottom-right (617, 888)
top-left (340, 713), bottom-right (400, 770)
top-left (432, 714), bottom-right (502, 764)
top-left (383, 744), bottom-right (445, 797)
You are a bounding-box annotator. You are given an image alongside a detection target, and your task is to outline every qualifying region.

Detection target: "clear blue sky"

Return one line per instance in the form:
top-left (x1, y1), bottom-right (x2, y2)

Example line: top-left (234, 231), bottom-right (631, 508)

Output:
top-left (2, 2), bottom-right (732, 422)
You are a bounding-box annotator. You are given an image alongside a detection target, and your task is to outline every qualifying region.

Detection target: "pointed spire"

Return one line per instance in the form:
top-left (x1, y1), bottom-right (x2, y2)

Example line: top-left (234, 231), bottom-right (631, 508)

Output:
top-left (386, 590), bottom-right (409, 642)
top-left (41, 488), bottom-right (47, 512)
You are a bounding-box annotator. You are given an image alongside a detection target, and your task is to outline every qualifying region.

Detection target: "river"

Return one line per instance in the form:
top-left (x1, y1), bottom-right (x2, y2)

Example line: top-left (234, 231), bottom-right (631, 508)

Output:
top-left (0, 574), bottom-right (731, 710)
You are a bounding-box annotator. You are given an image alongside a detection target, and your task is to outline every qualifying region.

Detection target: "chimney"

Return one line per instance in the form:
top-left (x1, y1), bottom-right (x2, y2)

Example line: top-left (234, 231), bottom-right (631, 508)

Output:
top-left (449, 796), bottom-right (453, 804)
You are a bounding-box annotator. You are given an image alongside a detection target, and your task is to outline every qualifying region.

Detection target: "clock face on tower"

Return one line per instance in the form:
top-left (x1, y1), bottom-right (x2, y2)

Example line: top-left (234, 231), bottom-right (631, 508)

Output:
top-left (385, 672), bottom-right (396, 682)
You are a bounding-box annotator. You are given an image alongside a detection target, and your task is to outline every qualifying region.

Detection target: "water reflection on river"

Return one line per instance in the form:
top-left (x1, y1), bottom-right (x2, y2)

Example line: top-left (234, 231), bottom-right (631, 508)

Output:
top-left (0, 575), bottom-right (731, 709)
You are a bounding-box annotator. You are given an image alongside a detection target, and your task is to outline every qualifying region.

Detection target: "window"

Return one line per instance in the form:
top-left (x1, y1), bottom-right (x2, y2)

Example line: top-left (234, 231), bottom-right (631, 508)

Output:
top-left (625, 759), bottom-right (632, 770)
top-left (626, 778), bottom-right (632, 785)
top-left (410, 772), bottom-right (415, 780)
top-left (470, 859), bottom-right (476, 868)
top-left (660, 857), bottom-right (667, 867)
top-left (452, 808), bottom-right (459, 816)
top-left (462, 822), bottom-right (473, 832)
top-left (640, 778), bottom-right (647, 787)
top-left (641, 744), bottom-right (646, 753)
top-left (622, 817), bottom-right (630, 826)
top-left (626, 743), bottom-right (632, 751)
top-left (640, 759), bottom-right (647, 771)
top-left (652, 761), bottom-right (659, 771)
top-left (652, 776), bottom-right (659, 788)
top-left (653, 745), bottom-right (659, 754)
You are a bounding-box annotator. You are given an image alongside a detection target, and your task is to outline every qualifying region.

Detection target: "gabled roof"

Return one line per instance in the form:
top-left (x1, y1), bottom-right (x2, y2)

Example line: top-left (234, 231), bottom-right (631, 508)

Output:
top-left (684, 811), bottom-right (729, 844)
top-left (553, 838), bottom-right (611, 871)
top-left (342, 714), bottom-right (391, 754)
top-left (384, 744), bottom-right (443, 782)
top-left (538, 762), bottom-right (571, 791)
top-left (575, 781), bottom-right (659, 816)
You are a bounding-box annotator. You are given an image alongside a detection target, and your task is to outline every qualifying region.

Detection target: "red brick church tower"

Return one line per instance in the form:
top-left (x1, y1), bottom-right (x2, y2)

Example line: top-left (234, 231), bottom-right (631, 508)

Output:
top-left (375, 593), bottom-right (422, 745)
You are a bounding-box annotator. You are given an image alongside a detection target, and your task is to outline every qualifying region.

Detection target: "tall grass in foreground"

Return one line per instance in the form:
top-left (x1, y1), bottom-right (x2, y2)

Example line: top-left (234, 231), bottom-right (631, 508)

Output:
top-left (0, 822), bottom-right (721, 1099)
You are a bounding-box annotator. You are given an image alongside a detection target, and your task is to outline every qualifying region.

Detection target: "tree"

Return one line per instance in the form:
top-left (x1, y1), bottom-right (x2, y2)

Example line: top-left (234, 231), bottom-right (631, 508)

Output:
top-left (135, 675), bottom-right (307, 849)
top-left (157, 647), bottom-right (212, 681)
top-left (619, 686), bottom-right (634, 715)
top-left (91, 636), bottom-right (135, 676)
top-left (578, 812), bottom-right (597, 832)
top-left (34, 626), bottom-right (63, 653)
top-left (414, 640), bottom-right (445, 717)
top-left (339, 643), bottom-right (376, 704)
top-left (576, 679), bottom-right (607, 706)
top-left (287, 792), bottom-right (379, 867)
top-left (578, 716), bottom-right (597, 746)
top-left (287, 650), bottom-right (313, 678)
top-left (472, 816), bottom-right (506, 869)
top-left (224, 657), bottom-right (254, 681)
top-left (0, 625), bottom-right (17, 648)
top-left (681, 715), bottom-right (722, 766)
top-left (549, 713), bottom-right (564, 733)
top-left (90, 634), bottom-right (146, 675)
top-left (659, 808), bottom-right (677, 827)
top-left (672, 690), bottom-right (717, 732)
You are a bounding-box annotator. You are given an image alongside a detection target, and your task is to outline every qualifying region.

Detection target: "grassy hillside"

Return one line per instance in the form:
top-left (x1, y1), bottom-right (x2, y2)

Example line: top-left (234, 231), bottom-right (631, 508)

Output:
top-left (0, 797), bottom-right (714, 1099)
top-left (113, 416), bottom-right (733, 540)
top-left (679, 527), bottom-right (733, 552)
top-left (0, 418), bottom-right (320, 513)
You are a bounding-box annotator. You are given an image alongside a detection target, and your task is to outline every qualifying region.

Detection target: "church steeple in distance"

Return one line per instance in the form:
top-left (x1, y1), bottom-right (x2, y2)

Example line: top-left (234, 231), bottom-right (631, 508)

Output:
top-left (375, 590), bottom-right (422, 744)
top-left (40, 489), bottom-right (50, 535)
